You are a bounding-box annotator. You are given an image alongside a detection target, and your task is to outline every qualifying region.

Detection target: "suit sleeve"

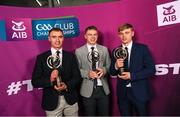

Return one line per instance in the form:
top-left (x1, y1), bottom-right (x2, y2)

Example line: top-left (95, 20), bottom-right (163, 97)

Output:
top-left (31, 55), bottom-right (52, 88)
top-left (65, 54), bottom-right (81, 91)
top-left (75, 49), bottom-right (89, 79)
top-left (110, 49), bottom-right (119, 76)
top-left (102, 48), bottom-right (111, 76)
top-left (131, 45), bottom-right (156, 81)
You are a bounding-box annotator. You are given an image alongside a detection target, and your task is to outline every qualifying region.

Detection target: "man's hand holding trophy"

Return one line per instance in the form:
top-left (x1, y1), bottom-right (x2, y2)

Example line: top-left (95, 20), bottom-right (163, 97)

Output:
top-left (87, 47), bottom-right (103, 79)
top-left (47, 52), bottom-right (67, 92)
top-left (113, 47), bottom-right (128, 76)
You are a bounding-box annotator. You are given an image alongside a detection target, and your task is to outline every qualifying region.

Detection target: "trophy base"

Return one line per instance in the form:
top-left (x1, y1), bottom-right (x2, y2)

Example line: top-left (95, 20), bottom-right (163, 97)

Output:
top-left (52, 76), bottom-right (62, 87)
top-left (118, 67), bottom-right (124, 76)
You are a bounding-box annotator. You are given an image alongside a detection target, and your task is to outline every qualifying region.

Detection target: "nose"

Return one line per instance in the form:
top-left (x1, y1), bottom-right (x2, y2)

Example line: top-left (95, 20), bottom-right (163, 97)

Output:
top-left (55, 38), bottom-right (61, 42)
top-left (121, 34), bottom-right (125, 38)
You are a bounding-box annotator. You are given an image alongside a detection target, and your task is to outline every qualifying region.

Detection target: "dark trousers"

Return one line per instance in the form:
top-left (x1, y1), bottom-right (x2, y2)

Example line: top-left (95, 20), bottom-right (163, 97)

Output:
top-left (118, 88), bottom-right (148, 116)
top-left (82, 86), bottom-right (109, 116)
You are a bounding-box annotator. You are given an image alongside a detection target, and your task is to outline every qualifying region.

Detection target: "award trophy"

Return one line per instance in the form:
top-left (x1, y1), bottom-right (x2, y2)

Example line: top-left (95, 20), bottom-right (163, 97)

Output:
top-left (87, 49), bottom-right (100, 88)
top-left (87, 50), bottom-right (100, 72)
top-left (47, 54), bottom-right (61, 87)
top-left (113, 47), bottom-right (128, 75)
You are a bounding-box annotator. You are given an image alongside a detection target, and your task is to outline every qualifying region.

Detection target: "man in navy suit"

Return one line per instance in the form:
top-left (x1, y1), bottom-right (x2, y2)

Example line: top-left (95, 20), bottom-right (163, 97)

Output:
top-left (110, 23), bottom-right (156, 116)
top-left (31, 28), bottom-right (81, 116)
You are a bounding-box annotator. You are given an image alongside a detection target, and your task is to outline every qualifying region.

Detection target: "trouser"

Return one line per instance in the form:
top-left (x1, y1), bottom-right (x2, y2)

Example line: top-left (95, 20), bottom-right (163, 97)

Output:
top-left (82, 86), bottom-right (109, 116)
top-left (118, 88), bottom-right (148, 116)
top-left (45, 96), bottom-right (78, 117)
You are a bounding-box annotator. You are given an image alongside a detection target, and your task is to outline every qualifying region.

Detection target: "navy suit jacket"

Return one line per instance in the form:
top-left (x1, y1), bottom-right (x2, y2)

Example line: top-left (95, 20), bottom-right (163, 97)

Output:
top-left (110, 42), bottom-right (155, 102)
top-left (31, 50), bottom-right (81, 111)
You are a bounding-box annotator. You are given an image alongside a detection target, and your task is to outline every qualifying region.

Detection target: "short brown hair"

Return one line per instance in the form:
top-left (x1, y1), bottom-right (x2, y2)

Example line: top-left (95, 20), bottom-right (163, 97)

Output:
top-left (118, 23), bottom-right (134, 32)
top-left (48, 27), bottom-right (63, 36)
top-left (85, 25), bottom-right (98, 33)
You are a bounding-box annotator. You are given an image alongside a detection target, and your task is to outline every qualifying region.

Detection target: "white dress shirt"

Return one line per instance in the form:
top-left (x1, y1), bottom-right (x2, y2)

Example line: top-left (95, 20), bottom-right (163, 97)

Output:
top-left (122, 41), bottom-right (133, 87)
top-left (51, 47), bottom-right (63, 66)
top-left (122, 41), bottom-right (133, 68)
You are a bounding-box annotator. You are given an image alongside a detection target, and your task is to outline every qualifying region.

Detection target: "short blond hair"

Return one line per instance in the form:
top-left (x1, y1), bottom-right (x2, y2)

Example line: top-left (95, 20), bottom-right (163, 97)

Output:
top-left (118, 23), bottom-right (134, 32)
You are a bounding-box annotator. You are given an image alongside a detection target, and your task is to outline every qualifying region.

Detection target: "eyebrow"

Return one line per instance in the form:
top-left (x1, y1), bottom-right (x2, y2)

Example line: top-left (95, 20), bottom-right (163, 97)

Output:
top-left (50, 35), bottom-right (64, 37)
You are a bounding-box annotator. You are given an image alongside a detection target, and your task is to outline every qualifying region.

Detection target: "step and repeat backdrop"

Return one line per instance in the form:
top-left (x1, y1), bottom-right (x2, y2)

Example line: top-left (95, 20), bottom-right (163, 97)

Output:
top-left (0, 0), bottom-right (180, 116)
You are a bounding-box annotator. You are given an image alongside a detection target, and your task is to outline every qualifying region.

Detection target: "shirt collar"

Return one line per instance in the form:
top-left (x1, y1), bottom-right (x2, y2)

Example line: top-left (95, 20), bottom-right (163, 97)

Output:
top-left (86, 43), bottom-right (97, 51)
top-left (122, 41), bottom-right (133, 51)
top-left (51, 47), bottom-right (62, 55)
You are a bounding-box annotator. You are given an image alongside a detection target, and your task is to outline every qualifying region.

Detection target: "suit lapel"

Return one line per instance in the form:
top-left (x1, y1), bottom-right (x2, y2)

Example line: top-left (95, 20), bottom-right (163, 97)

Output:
top-left (96, 44), bottom-right (103, 67)
top-left (130, 43), bottom-right (137, 70)
top-left (83, 45), bottom-right (92, 69)
top-left (43, 50), bottom-right (54, 72)
top-left (60, 50), bottom-right (66, 76)
top-left (44, 50), bottom-right (52, 66)
top-left (46, 50), bottom-right (52, 57)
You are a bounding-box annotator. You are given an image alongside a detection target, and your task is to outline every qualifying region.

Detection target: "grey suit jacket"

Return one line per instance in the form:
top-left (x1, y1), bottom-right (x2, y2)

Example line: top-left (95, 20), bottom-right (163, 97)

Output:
top-left (75, 44), bottom-right (111, 98)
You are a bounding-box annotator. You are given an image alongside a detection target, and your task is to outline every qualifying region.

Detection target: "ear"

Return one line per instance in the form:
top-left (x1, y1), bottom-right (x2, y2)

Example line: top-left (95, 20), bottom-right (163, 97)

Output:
top-left (118, 32), bottom-right (121, 37)
top-left (48, 36), bottom-right (51, 42)
top-left (84, 34), bottom-right (87, 40)
top-left (132, 31), bottom-right (135, 37)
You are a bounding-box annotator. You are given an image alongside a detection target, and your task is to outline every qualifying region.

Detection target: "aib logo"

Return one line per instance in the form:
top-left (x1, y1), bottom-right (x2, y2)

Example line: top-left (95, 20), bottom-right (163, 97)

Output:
top-left (163, 5), bottom-right (175, 15)
top-left (5, 18), bottom-right (32, 41)
top-left (11, 20), bottom-right (27, 39)
top-left (162, 5), bottom-right (176, 23)
top-left (157, 1), bottom-right (180, 26)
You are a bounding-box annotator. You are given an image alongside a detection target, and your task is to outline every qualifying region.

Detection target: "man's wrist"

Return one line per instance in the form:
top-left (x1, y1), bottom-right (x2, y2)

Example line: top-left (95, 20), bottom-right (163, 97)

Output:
top-left (115, 64), bottom-right (119, 70)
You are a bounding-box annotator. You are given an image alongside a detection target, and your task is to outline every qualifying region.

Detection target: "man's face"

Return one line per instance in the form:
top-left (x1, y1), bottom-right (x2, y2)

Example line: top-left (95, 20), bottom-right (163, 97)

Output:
top-left (84, 29), bottom-right (98, 45)
top-left (48, 31), bottom-right (64, 49)
top-left (118, 28), bottom-right (134, 45)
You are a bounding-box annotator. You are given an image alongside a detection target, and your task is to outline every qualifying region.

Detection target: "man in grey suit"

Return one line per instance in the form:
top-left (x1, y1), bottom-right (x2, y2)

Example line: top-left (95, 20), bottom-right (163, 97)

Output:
top-left (75, 26), bottom-right (111, 116)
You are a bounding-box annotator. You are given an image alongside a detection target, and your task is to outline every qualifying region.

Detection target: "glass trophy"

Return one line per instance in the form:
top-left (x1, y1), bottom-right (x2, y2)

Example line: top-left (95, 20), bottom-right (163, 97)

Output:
top-left (87, 50), bottom-right (100, 72)
top-left (46, 54), bottom-right (61, 87)
top-left (113, 47), bottom-right (128, 75)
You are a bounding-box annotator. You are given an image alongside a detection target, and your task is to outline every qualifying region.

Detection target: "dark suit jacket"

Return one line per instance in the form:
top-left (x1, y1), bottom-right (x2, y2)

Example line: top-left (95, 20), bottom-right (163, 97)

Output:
top-left (110, 42), bottom-right (156, 102)
top-left (31, 50), bottom-right (81, 111)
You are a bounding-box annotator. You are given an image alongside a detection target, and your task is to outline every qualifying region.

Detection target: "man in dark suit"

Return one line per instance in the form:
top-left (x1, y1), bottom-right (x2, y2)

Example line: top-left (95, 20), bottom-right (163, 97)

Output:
top-left (31, 28), bottom-right (81, 116)
top-left (110, 23), bottom-right (156, 116)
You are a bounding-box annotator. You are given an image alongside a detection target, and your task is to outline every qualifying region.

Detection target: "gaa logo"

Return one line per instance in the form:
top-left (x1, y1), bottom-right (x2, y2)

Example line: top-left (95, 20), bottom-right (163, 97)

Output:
top-left (32, 16), bottom-right (80, 40)
top-left (36, 24), bottom-right (52, 31)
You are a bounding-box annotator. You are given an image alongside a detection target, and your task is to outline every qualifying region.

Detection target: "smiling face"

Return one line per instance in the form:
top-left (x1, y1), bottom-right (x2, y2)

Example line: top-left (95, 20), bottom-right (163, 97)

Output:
top-left (84, 29), bottom-right (98, 45)
top-left (48, 30), bottom-right (64, 49)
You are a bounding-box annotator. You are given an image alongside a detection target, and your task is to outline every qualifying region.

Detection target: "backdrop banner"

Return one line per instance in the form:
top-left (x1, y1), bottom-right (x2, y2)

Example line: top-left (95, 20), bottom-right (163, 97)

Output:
top-left (0, 0), bottom-right (180, 116)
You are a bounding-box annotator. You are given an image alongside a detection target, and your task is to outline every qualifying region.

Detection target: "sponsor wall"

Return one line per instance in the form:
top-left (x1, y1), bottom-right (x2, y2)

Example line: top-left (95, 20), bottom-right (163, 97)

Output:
top-left (0, 0), bottom-right (180, 116)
